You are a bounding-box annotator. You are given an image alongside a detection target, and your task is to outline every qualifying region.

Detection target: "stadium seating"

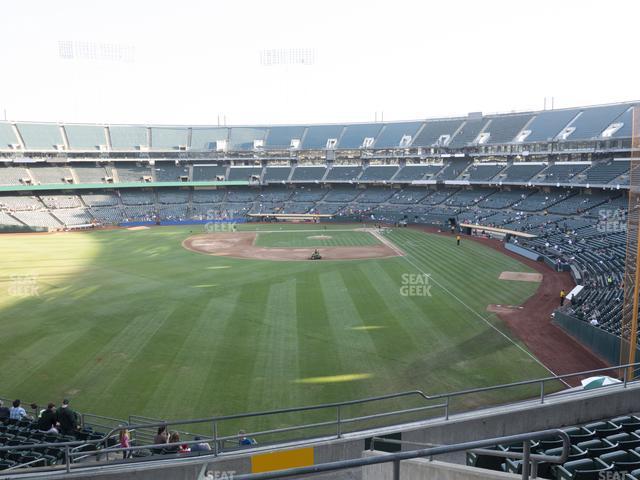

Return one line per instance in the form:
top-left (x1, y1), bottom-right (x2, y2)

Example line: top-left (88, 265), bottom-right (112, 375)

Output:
top-left (120, 191), bottom-right (154, 205)
top-left (468, 415), bottom-right (640, 479)
top-left (566, 103), bottom-right (631, 140)
top-left (324, 165), bottom-right (362, 182)
top-left (522, 109), bottom-right (581, 143)
top-left (81, 193), bottom-right (119, 207)
top-left (322, 186), bottom-right (361, 202)
top-left (448, 118), bottom-right (488, 148)
top-left (154, 163), bottom-right (189, 182)
top-left (227, 167), bottom-right (262, 182)
top-left (157, 190), bottom-right (189, 204)
top-left (30, 166), bottom-right (73, 185)
top-left (535, 163), bottom-right (589, 184)
top-left (228, 127), bottom-right (267, 151)
top-left (373, 122), bottom-right (422, 149)
top-left (301, 125), bottom-right (344, 150)
top-left (435, 160), bottom-right (472, 180)
top-left (581, 160), bottom-right (630, 185)
top-left (337, 124), bottom-right (383, 149)
top-left (150, 127), bottom-right (188, 150)
top-left (263, 167), bottom-right (292, 183)
top-left (264, 126), bottom-right (305, 150)
top-left (0, 166), bottom-right (31, 186)
top-left (73, 163), bottom-right (110, 183)
top-left (114, 164), bottom-right (151, 183)
top-left (290, 166), bottom-right (327, 182)
top-left (192, 165), bottom-right (227, 181)
top-left (65, 125), bottom-right (107, 150)
top-left (484, 114), bottom-right (533, 144)
top-left (411, 119), bottom-right (464, 147)
top-left (40, 195), bottom-right (82, 209)
top-left (495, 163), bottom-right (546, 183)
top-left (190, 127), bottom-right (228, 151)
top-left (392, 164), bottom-right (443, 181)
top-left (358, 166), bottom-right (399, 182)
top-left (463, 163), bottom-right (506, 181)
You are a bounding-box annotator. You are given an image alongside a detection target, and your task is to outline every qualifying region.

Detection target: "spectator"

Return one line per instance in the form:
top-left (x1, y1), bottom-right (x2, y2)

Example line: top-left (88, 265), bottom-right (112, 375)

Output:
top-left (151, 425), bottom-right (169, 454)
top-left (238, 430), bottom-right (257, 446)
top-left (37, 403), bottom-right (58, 433)
top-left (0, 400), bottom-right (9, 420)
top-left (57, 399), bottom-right (79, 435)
top-left (119, 428), bottom-right (131, 459)
top-left (191, 436), bottom-right (211, 453)
top-left (168, 432), bottom-right (189, 454)
top-left (154, 425), bottom-right (169, 445)
top-left (9, 399), bottom-right (30, 421)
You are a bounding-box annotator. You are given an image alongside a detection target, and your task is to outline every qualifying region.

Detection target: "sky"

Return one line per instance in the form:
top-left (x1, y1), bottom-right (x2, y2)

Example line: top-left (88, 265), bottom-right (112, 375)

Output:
top-left (0, 0), bottom-right (638, 126)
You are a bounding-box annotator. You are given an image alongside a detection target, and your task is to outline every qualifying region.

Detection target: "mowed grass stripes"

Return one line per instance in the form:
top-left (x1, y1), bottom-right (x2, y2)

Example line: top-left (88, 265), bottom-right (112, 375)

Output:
top-left (0, 225), bottom-right (550, 428)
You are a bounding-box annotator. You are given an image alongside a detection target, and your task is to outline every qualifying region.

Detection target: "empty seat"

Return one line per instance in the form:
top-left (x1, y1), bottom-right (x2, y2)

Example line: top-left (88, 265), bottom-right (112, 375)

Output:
top-left (606, 432), bottom-right (640, 450)
top-left (554, 457), bottom-right (612, 479)
top-left (584, 421), bottom-right (623, 438)
top-left (577, 438), bottom-right (618, 457)
top-left (600, 450), bottom-right (640, 472)
top-left (612, 416), bottom-right (640, 433)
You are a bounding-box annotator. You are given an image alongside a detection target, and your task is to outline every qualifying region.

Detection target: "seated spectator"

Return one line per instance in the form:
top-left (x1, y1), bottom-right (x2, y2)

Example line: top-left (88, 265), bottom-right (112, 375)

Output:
top-left (37, 403), bottom-right (59, 433)
top-left (191, 436), bottom-right (212, 453)
top-left (238, 430), bottom-right (257, 446)
top-left (166, 432), bottom-right (189, 454)
top-left (0, 400), bottom-right (9, 420)
top-left (9, 399), bottom-right (30, 421)
top-left (152, 425), bottom-right (169, 454)
top-left (57, 399), bottom-right (79, 435)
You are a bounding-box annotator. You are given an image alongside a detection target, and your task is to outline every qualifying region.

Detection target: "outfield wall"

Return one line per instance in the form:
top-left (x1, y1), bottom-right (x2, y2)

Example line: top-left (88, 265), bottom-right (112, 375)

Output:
top-left (553, 311), bottom-right (621, 365)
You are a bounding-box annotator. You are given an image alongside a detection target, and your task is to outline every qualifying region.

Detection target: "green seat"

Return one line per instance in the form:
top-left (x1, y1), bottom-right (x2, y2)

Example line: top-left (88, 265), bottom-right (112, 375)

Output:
top-left (554, 457), bottom-right (612, 479)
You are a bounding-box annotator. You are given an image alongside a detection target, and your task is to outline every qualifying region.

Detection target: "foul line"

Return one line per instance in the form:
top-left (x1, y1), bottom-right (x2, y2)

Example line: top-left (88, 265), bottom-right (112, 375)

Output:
top-left (382, 230), bottom-right (570, 388)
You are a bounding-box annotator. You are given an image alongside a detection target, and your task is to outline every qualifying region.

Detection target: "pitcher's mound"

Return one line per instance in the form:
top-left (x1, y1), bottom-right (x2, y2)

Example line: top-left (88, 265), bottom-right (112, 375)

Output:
top-left (499, 271), bottom-right (543, 282)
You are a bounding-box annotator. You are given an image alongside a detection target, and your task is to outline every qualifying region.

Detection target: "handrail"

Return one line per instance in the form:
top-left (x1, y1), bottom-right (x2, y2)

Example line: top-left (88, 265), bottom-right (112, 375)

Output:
top-left (232, 428), bottom-right (571, 480)
top-left (0, 362), bottom-right (635, 474)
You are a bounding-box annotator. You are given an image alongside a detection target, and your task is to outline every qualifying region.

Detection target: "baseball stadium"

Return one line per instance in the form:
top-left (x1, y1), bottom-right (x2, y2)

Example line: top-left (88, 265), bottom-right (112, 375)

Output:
top-left (2, 2), bottom-right (640, 480)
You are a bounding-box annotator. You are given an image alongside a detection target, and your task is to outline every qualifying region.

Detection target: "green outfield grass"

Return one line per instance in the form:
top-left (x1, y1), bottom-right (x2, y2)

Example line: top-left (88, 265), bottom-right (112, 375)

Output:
top-left (0, 224), bottom-right (551, 434)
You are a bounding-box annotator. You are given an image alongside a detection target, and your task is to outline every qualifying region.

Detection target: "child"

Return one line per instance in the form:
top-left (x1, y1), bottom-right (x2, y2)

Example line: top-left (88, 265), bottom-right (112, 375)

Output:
top-left (119, 428), bottom-right (131, 459)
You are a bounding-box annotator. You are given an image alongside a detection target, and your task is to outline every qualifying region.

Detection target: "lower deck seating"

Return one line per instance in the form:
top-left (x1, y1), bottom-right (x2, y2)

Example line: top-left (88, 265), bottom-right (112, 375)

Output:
top-left (468, 415), bottom-right (640, 480)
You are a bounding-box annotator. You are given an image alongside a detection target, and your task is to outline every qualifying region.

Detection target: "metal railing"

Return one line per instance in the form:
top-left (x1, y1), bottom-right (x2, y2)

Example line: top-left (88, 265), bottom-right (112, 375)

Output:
top-left (232, 428), bottom-right (571, 480)
top-left (0, 362), bottom-right (635, 475)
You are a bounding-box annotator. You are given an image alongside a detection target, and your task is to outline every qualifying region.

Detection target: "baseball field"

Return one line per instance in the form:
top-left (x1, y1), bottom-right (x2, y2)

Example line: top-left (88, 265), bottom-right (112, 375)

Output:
top-left (0, 223), bottom-right (552, 434)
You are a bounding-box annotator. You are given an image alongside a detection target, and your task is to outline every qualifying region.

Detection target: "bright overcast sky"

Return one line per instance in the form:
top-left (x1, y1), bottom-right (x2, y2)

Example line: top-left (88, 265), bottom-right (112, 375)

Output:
top-left (0, 0), bottom-right (637, 126)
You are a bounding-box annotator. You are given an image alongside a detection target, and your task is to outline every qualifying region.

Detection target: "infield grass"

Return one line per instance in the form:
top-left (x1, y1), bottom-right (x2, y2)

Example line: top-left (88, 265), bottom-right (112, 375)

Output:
top-left (0, 224), bottom-right (553, 436)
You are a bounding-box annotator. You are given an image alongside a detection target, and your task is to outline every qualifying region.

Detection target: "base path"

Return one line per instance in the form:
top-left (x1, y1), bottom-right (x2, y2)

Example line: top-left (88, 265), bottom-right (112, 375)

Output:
top-left (182, 231), bottom-right (401, 261)
top-left (410, 226), bottom-right (611, 385)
